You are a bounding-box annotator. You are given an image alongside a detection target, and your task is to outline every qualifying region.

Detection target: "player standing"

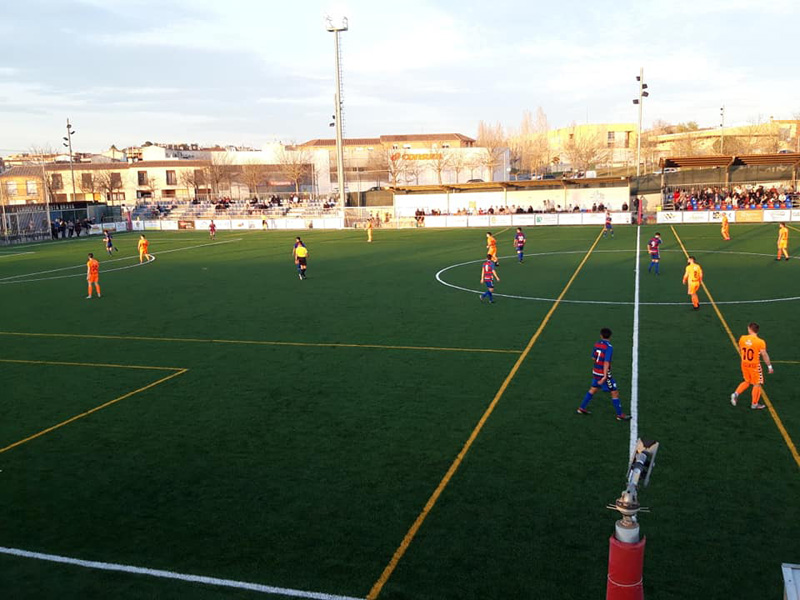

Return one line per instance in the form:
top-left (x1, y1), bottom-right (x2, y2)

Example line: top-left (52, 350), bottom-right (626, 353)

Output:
top-left (479, 254), bottom-right (499, 303)
top-left (367, 218), bottom-right (374, 243)
top-left (103, 230), bottom-right (117, 256)
top-left (721, 214), bottom-right (730, 241)
top-left (730, 322), bottom-right (773, 410)
top-left (682, 255), bottom-right (703, 310)
top-left (647, 232), bottom-right (662, 274)
top-left (209, 219), bottom-right (216, 240)
top-left (486, 232), bottom-right (498, 265)
top-left (577, 328), bottom-right (631, 420)
top-left (777, 222), bottom-right (789, 261)
top-left (603, 211), bottom-right (614, 238)
top-left (86, 253), bottom-right (101, 299)
top-left (293, 237), bottom-right (308, 280)
top-left (137, 235), bottom-right (153, 263)
top-left (513, 227), bottom-right (526, 263)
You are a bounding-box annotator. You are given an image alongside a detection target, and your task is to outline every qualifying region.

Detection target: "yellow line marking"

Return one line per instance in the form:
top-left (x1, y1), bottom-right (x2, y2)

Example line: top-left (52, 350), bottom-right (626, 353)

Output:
top-left (0, 358), bottom-right (183, 371)
top-left (0, 332), bottom-right (520, 355)
top-left (366, 229), bottom-right (605, 600)
top-left (786, 224), bottom-right (800, 234)
top-left (773, 360), bottom-right (800, 365)
top-left (0, 369), bottom-right (189, 455)
top-left (671, 226), bottom-right (800, 470)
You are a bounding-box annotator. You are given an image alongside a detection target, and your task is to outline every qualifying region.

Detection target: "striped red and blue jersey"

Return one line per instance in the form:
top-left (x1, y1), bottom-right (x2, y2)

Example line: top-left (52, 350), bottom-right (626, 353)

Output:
top-left (592, 339), bottom-right (613, 377)
top-left (514, 232), bottom-right (526, 248)
top-left (648, 236), bottom-right (662, 255)
top-left (605, 215), bottom-right (612, 226)
top-left (482, 260), bottom-right (495, 281)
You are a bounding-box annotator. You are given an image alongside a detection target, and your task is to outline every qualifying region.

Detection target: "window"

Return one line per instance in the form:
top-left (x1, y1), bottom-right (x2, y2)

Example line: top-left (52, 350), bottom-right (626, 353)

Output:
top-left (26, 180), bottom-right (38, 195)
top-left (624, 132), bottom-right (631, 149)
top-left (607, 131), bottom-right (615, 148)
top-left (111, 172), bottom-right (122, 187)
top-left (391, 144), bottom-right (399, 150)
top-left (81, 173), bottom-right (93, 189)
top-left (51, 174), bottom-right (63, 189)
top-left (166, 170), bottom-right (177, 185)
top-left (138, 171), bottom-right (147, 186)
top-left (5, 181), bottom-right (17, 196)
top-left (442, 143), bottom-right (450, 149)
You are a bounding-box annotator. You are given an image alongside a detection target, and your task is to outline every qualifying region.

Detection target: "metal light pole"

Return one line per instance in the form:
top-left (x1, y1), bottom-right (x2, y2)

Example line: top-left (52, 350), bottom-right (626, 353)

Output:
top-left (63, 119), bottom-right (77, 202)
top-left (632, 68), bottom-right (649, 177)
top-left (326, 16), bottom-right (348, 211)
top-left (719, 106), bottom-right (725, 154)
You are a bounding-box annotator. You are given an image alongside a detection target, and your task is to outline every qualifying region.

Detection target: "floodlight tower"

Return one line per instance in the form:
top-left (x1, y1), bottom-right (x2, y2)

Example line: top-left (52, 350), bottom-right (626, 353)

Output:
top-left (326, 16), bottom-right (348, 211)
top-left (632, 69), bottom-right (649, 177)
top-left (63, 119), bottom-right (77, 201)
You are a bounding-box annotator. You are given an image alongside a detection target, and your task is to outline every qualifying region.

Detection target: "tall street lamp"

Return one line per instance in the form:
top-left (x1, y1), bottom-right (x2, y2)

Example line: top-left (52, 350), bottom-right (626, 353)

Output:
top-left (63, 119), bottom-right (77, 202)
top-left (719, 106), bottom-right (725, 154)
top-left (326, 16), bottom-right (348, 211)
top-left (632, 68), bottom-right (649, 177)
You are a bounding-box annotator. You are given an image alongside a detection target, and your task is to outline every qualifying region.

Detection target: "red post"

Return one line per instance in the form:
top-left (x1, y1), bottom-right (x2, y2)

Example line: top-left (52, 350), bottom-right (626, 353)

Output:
top-left (606, 535), bottom-right (645, 600)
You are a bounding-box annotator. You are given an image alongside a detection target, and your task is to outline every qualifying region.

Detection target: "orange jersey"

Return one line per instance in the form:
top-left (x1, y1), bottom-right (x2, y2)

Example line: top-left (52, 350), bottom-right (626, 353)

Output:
top-left (778, 226), bottom-right (789, 245)
top-left (87, 258), bottom-right (99, 277)
top-left (721, 216), bottom-right (729, 228)
top-left (487, 236), bottom-right (497, 250)
top-left (683, 263), bottom-right (702, 284)
top-left (138, 239), bottom-right (149, 252)
top-left (738, 334), bottom-right (766, 369)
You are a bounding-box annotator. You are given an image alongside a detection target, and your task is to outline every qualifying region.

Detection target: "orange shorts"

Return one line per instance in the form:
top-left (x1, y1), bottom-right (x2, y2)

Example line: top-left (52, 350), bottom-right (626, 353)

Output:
top-left (778, 242), bottom-right (787, 250)
top-left (688, 282), bottom-right (700, 295)
top-left (741, 365), bottom-right (763, 386)
top-left (88, 275), bottom-right (98, 283)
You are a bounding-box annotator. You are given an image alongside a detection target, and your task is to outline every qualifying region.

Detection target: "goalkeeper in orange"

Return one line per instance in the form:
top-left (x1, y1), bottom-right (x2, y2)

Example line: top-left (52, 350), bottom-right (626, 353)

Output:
top-left (730, 322), bottom-right (773, 410)
top-left (138, 234), bottom-right (153, 263)
top-left (721, 214), bottom-right (730, 241)
top-left (86, 253), bottom-right (101, 299)
top-left (486, 232), bottom-right (498, 265)
top-left (777, 222), bottom-right (789, 261)
top-left (682, 255), bottom-right (703, 310)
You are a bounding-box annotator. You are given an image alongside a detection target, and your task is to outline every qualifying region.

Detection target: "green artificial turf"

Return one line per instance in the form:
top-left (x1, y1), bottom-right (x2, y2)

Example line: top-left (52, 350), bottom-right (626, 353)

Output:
top-left (0, 224), bottom-right (798, 599)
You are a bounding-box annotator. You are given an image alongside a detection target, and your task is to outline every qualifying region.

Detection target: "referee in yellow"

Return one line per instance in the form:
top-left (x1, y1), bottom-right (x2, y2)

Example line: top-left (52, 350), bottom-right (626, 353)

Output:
top-left (293, 238), bottom-right (309, 280)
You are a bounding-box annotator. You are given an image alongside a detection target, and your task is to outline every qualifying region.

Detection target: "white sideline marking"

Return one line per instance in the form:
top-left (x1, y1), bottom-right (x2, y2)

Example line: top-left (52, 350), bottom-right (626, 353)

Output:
top-left (629, 227), bottom-right (641, 462)
top-left (435, 251), bottom-right (800, 306)
top-left (0, 239), bottom-right (241, 285)
top-left (0, 251), bottom-right (35, 259)
top-left (0, 546), bottom-right (364, 600)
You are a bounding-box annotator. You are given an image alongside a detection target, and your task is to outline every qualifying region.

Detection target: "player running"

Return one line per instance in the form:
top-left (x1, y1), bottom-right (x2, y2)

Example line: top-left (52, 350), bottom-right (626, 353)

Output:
top-left (647, 232), bottom-right (662, 274)
top-left (103, 230), bottom-right (118, 256)
top-left (577, 328), bottom-right (631, 420)
top-left (479, 254), bottom-right (499, 303)
top-left (293, 237), bottom-right (308, 280)
top-left (603, 211), bottom-right (614, 238)
top-left (777, 222), bottom-right (789, 261)
top-left (209, 220), bottom-right (216, 240)
top-left (514, 227), bottom-right (526, 263)
top-left (682, 255), bottom-right (703, 310)
top-left (730, 322), bottom-right (773, 410)
top-left (486, 232), bottom-right (498, 265)
top-left (721, 214), bottom-right (730, 241)
top-left (86, 253), bottom-right (101, 299)
top-left (137, 235), bottom-right (153, 263)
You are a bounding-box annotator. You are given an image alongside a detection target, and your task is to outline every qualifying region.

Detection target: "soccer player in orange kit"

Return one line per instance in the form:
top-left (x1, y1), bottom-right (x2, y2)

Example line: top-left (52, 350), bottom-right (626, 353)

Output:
top-left (486, 232), bottom-right (498, 265)
top-left (730, 322), bottom-right (773, 410)
top-left (777, 222), bottom-right (789, 261)
top-left (721, 214), bottom-right (730, 241)
top-left (138, 235), bottom-right (152, 263)
top-left (86, 253), bottom-right (101, 299)
top-left (682, 255), bottom-right (703, 310)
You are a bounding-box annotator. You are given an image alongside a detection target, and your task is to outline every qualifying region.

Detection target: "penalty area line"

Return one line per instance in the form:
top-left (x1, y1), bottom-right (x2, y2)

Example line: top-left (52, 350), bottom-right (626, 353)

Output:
top-left (0, 546), bottom-right (363, 600)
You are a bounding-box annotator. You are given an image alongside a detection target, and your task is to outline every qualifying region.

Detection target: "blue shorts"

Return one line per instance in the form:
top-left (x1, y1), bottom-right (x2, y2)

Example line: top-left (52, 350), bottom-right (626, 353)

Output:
top-left (484, 280), bottom-right (494, 289)
top-left (591, 375), bottom-right (617, 392)
top-left (650, 253), bottom-right (660, 260)
top-left (516, 246), bottom-right (524, 252)
top-left (605, 223), bottom-right (613, 229)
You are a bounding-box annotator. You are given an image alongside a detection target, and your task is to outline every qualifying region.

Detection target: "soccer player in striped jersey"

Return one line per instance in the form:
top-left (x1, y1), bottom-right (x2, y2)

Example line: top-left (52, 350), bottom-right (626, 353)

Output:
top-left (577, 328), bottom-right (631, 420)
top-left (479, 254), bottom-right (499, 303)
top-left (513, 228), bottom-right (526, 263)
top-left (647, 232), bottom-right (662, 274)
top-left (603, 211), bottom-right (614, 238)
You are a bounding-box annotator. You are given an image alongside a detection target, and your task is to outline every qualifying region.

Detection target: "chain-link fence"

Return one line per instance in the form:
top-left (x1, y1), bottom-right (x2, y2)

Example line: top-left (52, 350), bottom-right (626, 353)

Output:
top-left (343, 206), bottom-right (418, 230)
top-left (0, 206), bottom-right (51, 244)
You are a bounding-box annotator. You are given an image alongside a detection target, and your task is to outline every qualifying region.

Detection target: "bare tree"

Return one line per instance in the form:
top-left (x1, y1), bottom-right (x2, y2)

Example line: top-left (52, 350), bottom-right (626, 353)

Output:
top-left (447, 149), bottom-right (466, 184)
top-left (476, 120), bottom-right (507, 181)
top-left (465, 153), bottom-right (483, 180)
top-left (529, 107), bottom-right (551, 175)
top-left (563, 124), bottom-right (610, 171)
top-left (387, 151), bottom-right (408, 186)
top-left (366, 147), bottom-right (390, 186)
top-left (405, 159), bottom-right (425, 185)
top-left (205, 152), bottom-right (236, 198)
top-left (179, 169), bottom-right (200, 200)
top-left (671, 133), bottom-right (703, 157)
top-left (80, 171), bottom-right (100, 200)
top-left (508, 112), bottom-right (533, 179)
top-left (95, 170), bottom-right (124, 204)
top-left (426, 147), bottom-right (452, 184)
top-left (276, 145), bottom-right (311, 193)
top-left (241, 161), bottom-right (269, 198)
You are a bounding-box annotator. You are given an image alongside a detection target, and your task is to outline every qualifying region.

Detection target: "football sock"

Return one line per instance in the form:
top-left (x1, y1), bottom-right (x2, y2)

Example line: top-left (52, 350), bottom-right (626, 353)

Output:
top-left (96, 284), bottom-right (101, 295)
top-left (735, 382), bottom-right (749, 395)
top-left (752, 387), bottom-right (762, 405)
top-left (655, 262), bottom-right (659, 274)
top-left (648, 261), bottom-right (652, 272)
top-left (87, 284), bottom-right (92, 297)
top-left (486, 290), bottom-right (493, 301)
top-left (612, 398), bottom-right (623, 415)
top-left (580, 392), bottom-right (593, 410)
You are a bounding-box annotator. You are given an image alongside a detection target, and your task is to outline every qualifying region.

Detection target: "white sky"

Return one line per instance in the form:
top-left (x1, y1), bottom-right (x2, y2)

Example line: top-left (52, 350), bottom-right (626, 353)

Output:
top-left (1, 0), bottom-right (798, 153)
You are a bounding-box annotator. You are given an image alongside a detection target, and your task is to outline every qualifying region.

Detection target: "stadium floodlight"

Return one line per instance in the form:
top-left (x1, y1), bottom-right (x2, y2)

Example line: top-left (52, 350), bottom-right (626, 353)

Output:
top-left (326, 16), bottom-right (348, 211)
top-left (633, 68), bottom-right (649, 177)
top-left (64, 119), bottom-right (77, 202)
